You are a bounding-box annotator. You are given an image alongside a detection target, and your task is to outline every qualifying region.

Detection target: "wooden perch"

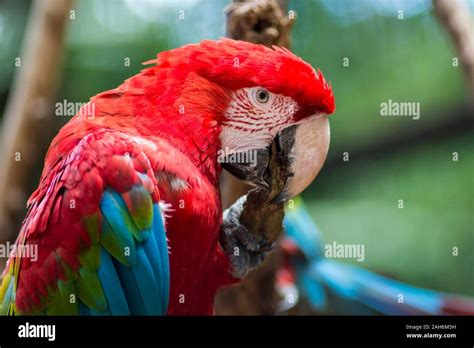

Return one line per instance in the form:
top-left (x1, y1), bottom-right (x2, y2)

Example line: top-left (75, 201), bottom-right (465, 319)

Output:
top-left (225, 0), bottom-right (295, 48)
top-left (215, 0), bottom-right (295, 315)
top-left (0, 0), bottom-right (73, 262)
top-left (239, 137), bottom-right (290, 245)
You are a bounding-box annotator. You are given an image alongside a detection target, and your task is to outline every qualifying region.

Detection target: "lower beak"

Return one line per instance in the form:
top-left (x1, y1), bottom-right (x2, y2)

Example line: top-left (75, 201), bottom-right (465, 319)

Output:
top-left (221, 114), bottom-right (330, 202)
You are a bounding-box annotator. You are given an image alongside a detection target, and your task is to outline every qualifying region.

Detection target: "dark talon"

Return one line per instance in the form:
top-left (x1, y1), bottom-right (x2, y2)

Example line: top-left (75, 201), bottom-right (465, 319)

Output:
top-left (235, 226), bottom-right (260, 252)
top-left (221, 195), bottom-right (270, 278)
top-left (258, 240), bottom-right (275, 252)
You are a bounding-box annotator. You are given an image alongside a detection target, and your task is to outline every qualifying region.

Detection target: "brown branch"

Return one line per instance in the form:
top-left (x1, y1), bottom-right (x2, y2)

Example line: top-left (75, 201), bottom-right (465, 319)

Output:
top-left (215, 0), bottom-right (295, 315)
top-left (225, 0), bottom-right (295, 48)
top-left (0, 0), bottom-right (73, 264)
top-left (433, 0), bottom-right (474, 101)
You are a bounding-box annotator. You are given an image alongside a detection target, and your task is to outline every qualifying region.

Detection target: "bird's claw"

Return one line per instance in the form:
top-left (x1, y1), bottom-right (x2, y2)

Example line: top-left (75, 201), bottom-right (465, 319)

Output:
top-left (220, 195), bottom-right (270, 278)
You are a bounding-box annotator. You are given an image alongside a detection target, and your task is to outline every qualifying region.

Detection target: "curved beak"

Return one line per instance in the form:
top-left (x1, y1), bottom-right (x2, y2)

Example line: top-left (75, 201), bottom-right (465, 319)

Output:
top-left (273, 114), bottom-right (330, 202)
top-left (221, 114), bottom-right (330, 202)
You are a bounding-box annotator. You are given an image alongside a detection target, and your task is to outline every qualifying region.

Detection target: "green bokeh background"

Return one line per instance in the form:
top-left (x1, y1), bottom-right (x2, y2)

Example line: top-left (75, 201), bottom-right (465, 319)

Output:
top-left (1, 0), bottom-right (472, 296)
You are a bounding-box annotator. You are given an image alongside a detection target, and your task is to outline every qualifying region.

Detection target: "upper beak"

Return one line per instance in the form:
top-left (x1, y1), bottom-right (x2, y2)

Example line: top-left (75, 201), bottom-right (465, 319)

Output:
top-left (221, 114), bottom-right (330, 202)
top-left (273, 114), bottom-right (330, 202)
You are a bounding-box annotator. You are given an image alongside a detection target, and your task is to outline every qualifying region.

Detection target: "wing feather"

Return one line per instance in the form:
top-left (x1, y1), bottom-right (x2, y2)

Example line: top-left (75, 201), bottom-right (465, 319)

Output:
top-left (0, 130), bottom-right (170, 315)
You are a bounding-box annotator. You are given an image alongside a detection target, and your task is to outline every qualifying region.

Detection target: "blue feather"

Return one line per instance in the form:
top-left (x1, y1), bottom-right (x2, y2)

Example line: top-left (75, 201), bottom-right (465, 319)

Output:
top-left (89, 307), bottom-right (109, 316)
top-left (97, 247), bottom-right (130, 315)
top-left (130, 245), bottom-right (162, 314)
top-left (81, 186), bottom-right (170, 316)
top-left (113, 257), bottom-right (147, 315)
top-left (313, 259), bottom-right (444, 314)
top-left (142, 226), bottom-right (169, 313)
top-left (284, 202), bottom-right (324, 260)
top-left (100, 190), bottom-right (137, 266)
top-left (153, 204), bottom-right (170, 311)
top-left (78, 301), bottom-right (91, 315)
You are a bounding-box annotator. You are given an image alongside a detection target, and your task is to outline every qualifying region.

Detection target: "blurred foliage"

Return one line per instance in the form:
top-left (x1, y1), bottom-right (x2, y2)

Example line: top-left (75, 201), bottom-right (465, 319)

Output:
top-left (303, 133), bottom-right (474, 296)
top-left (0, 0), bottom-right (472, 296)
top-left (291, 0), bottom-right (467, 154)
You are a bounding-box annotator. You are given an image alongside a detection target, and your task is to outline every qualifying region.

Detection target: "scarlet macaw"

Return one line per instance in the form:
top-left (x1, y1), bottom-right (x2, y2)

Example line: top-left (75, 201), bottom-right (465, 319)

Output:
top-left (0, 39), bottom-right (335, 315)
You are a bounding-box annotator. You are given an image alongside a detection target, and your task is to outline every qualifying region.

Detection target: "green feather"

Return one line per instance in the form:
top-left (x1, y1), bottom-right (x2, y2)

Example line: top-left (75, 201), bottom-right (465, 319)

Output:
top-left (103, 189), bottom-right (148, 243)
top-left (100, 191), bottom-right (138, 266)
top-left (44, 285), bottom-right (59, 315)
top-left (100, 218), bottom-right (136, 266)
top-left (83, 213), bottom-right (101, 244)
top-left (46, 286), bottom-right (76, 316)
top-left (122, 185), bottom-right (153, 231)
top-left (78, 243), bottom-right (101, 271)
top-left (76, 268), bottom-right (107, 313)
top-left (55, 253), bottom-right (78, 282)
top-left (0, 271), bottom-right (13, 306)
top-left (0, 277), bottom-right (14, 315)
top-left (57, 281), bottom-right (78, 315)
top-left (119, 201), bottom-right (146, 243)
top-left (45, 287), bottom-right (63, 315)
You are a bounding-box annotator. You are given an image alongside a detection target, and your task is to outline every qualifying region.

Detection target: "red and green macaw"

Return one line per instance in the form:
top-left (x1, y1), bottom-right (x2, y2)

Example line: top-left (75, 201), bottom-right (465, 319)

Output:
top-left (0, 39), bottom-right (335, 315)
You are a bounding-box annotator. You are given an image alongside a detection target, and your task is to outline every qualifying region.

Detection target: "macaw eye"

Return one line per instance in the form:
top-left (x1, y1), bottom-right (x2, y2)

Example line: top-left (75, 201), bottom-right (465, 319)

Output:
top-left (253, 89), bottom-right (270, 104)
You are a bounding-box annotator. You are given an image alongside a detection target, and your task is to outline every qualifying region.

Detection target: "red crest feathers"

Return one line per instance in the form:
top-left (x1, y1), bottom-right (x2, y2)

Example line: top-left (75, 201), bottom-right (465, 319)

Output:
top-left (144, 38), bottom-right (335, 116)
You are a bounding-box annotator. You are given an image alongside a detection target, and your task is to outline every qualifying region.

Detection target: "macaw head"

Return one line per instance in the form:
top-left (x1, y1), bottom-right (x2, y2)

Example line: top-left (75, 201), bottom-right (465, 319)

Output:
top-left (196, 39), bottom-right (335, 200)
top-left (136, 39), bottom-right (335, 199)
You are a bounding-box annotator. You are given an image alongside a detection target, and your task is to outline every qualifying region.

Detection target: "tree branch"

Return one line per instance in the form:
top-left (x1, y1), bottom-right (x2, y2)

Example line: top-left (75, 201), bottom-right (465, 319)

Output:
top-left (0, 0), bottom-right (73, 263)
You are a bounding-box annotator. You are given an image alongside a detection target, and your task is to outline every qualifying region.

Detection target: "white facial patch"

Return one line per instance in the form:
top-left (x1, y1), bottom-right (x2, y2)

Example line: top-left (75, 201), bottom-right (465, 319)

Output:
top-left (220, 87), bottom-right (299, 153)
